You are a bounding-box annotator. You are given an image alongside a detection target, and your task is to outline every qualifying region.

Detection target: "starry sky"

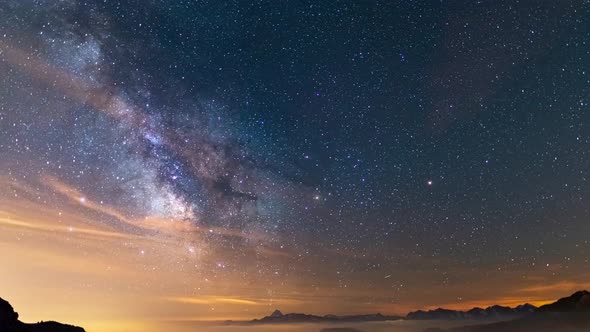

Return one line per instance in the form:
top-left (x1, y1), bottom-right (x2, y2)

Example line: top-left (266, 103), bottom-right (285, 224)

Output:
top-left (1, 1), bottom-right (590, 331)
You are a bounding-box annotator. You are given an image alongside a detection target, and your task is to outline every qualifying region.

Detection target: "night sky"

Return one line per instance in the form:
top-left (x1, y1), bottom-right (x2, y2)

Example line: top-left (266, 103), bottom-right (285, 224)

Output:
top-left (1, 1), bottom-right (590, 331)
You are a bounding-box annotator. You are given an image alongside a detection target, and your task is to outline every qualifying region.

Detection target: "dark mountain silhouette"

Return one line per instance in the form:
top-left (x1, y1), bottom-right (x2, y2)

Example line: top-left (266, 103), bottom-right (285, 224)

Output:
top-left (407, 303), bottom-right (537, 320)
top-left (537, 290), bottom-right (590, 312)
top-left (423, 290), bottom-right (590, 332)
top-left (227, 309), bottom-right (400, 324)
top-left (0, 297), bottom-right (85, 332)
top-left (226, 290), bottom-right (590, 331)
top-left (269, 309), bottom-right (284, 318)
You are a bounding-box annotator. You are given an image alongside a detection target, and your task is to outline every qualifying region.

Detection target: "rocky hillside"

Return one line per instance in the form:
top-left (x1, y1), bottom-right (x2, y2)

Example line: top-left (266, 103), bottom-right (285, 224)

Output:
top-left (0, 297), bottom-right (85, 332)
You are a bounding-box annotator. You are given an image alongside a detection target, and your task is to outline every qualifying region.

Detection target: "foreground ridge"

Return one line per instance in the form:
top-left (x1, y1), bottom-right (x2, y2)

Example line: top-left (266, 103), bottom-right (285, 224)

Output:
top-left (0, 297), bottom-right (85, 332)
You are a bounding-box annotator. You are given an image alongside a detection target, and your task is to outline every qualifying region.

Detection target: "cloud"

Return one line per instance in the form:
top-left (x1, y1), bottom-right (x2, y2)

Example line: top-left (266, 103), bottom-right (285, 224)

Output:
top-left (519, 281), bottom-right (590, 294)
top-left (167, 296), bottom-right (261, 306)
top-left (165, 295), bottom-right (305, 307)
top-left (0, 212), bottom-right (133, 240)
top-left (42, 175), bottom-right (137, 226)
top-left (1, 176), bottom-right (271, 257)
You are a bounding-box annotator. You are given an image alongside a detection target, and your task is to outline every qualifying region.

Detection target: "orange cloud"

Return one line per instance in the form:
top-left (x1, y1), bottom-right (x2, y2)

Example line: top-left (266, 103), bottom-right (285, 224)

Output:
top-left (520, 281), bottom-right (590, 294)
top-left (167, 296), bottom-right (261, 306)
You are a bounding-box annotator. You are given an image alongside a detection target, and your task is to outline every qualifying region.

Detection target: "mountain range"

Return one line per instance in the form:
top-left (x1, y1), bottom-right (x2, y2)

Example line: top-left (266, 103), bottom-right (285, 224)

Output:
top-left (424, 290), bottom-right (590, 332)
top-left (230, 309), bottom-right (401, 324)
top-left (239, 290), bottom-right (590, 326)
top-left (2, 289), bottom-right (589, 331)
top-left (406, 303), bottom-right (537, 320)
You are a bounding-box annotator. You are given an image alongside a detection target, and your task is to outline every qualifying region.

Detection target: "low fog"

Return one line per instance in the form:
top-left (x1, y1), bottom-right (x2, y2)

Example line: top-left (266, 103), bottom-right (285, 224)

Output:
top-left (166, 320), bottom-right (490, 332)
top-left (166, 315), bottom-right (590, 332)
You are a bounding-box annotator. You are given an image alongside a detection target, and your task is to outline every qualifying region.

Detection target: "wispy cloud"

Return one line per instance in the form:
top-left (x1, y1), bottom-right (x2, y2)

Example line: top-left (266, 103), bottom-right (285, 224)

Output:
top-left (166, 295), bottom-right (305, 307)
top-left (41, 175), bottom-right (272, 243)
top-left (41, 175), bottom-right (200, 235)
top-left (519, 281), bottom-right (590, 294)
top-left (43, 175), bottom-right (137, 225)
top-left (0, 213), bottom-right (133, 240)
top-left (165, 296), bottom-right (261, 306)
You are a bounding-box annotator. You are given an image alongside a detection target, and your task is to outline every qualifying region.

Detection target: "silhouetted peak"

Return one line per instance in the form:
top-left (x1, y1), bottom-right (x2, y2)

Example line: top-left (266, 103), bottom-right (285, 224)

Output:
top-left (270, 309), bottom-right (283, 318)
top-left (515, 303), bottom-right (537, 312)
top-left (570, 290), bottom-right (590, 300)
top-left (0, 297), bottom-right (18, 323)
top-left (538, 290), bottom-right (590, 312)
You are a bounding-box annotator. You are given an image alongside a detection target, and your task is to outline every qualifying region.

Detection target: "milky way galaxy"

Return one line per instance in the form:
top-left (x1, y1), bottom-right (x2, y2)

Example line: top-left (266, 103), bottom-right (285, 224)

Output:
top-left (1, 1), bottom-right (590, 332)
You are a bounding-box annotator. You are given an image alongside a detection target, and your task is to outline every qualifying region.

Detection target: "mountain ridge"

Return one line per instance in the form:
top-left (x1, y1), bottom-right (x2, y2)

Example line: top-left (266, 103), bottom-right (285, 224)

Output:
top-left (407, 303), bottom-right (537, 320)
top-left (0, 297), bottom-right (85, 332)
top-left (537, 290), bottom-right (590, 312)
top-left (236, 290), bottom-right (590, 325)
top-left (423, 290), bottom-right (590, 332)
top-left (225, 309), bottom-right (401, 325)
